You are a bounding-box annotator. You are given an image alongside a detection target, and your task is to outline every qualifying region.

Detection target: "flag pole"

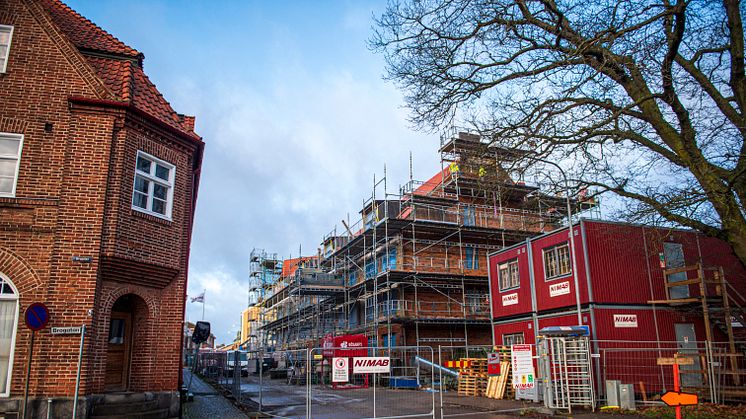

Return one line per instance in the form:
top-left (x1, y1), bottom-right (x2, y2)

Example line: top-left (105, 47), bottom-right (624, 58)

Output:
top-left (202, 288), bottom-right (205, 320)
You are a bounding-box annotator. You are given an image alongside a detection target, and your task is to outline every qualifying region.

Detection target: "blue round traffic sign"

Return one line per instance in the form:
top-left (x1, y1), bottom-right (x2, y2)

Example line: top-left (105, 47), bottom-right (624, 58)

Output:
top-left (25, 303), bottom-right (50, 331)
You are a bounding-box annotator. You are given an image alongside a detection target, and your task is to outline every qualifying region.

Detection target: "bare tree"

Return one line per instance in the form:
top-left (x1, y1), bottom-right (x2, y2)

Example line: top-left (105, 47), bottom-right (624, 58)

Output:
top-left (372, 0), bottom-right (746, 266)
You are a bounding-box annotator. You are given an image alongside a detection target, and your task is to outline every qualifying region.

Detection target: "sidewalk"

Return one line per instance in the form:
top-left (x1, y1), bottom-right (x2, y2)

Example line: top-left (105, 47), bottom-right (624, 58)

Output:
top-left (183, 368), bottom-right (248, 419)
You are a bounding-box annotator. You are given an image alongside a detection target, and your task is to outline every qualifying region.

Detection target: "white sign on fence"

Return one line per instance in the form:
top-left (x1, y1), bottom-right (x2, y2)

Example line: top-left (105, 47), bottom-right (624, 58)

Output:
top-left (613, 314), bottom-right (638, 328)
top-left (549, 281), bottom-right (570, 297)
top-left (502, 293), bottom-right (518, 306)
top-left (51, 326), bottom-right (82, 335)
top-left (511, 344), bottom-right (535, 390)
top-left (332, 357), bottom-right (349, 382)
top-left (352, 357), bottom-right (390, 374)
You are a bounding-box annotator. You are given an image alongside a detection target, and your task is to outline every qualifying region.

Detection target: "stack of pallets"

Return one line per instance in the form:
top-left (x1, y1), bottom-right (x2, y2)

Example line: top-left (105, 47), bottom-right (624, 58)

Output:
top-left (485, 347), bottom-right (513, 400)
top-left (456, 358), bottom-right (489, 396)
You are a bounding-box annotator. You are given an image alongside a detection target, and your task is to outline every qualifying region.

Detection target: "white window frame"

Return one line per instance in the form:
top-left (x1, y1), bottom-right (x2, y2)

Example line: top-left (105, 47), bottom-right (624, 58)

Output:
top-left (0, 273), bottom-right (19, 398)
top-left (502, 332), bottom-right (524, 346)
top-left (0, 132), bottom-right (23, 198)
top-left (0, 25), bottom-right (13, 73)
top-left (498, 258), bottom-right (520, 292)
top-left (131, 150), bottom-right (175, 220)
top-left (543, 242), bottom-right (572, 281)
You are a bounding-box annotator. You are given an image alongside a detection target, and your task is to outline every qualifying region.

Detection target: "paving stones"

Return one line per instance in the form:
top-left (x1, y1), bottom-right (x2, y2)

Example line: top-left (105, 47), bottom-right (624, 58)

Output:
top-left (183, 369), bottom-right (248, 419)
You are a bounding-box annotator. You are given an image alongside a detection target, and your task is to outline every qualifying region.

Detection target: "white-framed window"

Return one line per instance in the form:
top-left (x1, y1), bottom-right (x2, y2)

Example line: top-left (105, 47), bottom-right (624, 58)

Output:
top-left (543, 243), bottom-right (571, 280)
top-left (0, 133), bottom-right (23, 197)
top-left (131, 151), bottom-right (175, 219)
top-left (498, 258), bottom-right (519, 291)
top-left (0, 273), bottom-right (19, 397)
top-left (0, 25), bottom-right (13, 73)
top-left (502, 332), bottom-right (524, 346)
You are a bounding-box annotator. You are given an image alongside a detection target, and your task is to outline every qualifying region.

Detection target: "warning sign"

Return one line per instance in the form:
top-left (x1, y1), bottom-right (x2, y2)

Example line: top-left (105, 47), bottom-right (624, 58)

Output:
top-left (487, 352), bottom-right (501, 376)
top-left (332, 357), bottom-right (349, 383)
top-left (511, 344), bottom-right (535, 389)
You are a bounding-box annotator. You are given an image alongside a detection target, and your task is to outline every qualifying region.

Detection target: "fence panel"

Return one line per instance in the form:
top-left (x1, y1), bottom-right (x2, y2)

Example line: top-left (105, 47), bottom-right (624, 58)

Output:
top-left (307, 346), bottom-right (435, 419)
top-left (592, 340), bottom-right (711, 405)
top-left (437, 345), bottom-right (535, 418)
top-left (708, 341), bottom-right (746, 403)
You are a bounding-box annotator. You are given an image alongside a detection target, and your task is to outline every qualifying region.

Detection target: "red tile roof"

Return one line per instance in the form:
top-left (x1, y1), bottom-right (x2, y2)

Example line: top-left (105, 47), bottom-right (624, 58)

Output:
top-left (415, 166), bottom-right (451, 195)
top-left (39, 0), bottom-right (196, 135)
top-left (281, 257), bottom-right (317, 278)
top-left (40, 0), bottom-right (140, 58)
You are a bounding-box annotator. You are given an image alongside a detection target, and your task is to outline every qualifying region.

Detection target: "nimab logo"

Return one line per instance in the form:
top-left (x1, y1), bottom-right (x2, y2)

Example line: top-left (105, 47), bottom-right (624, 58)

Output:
top-left (502, 293), bottom-right (518, 306)
top-left (549, 281), bottom-right (570, 297)
top-left (352, 357), bottom-right (391, 373)
top-left (353, 359), bottom-right (389, 368)
top-left (613, 314), bottom-right (638, 328)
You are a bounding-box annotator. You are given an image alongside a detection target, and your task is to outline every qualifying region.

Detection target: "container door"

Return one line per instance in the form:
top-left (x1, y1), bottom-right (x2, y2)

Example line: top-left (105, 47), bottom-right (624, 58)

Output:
top-left (664, 242), bottom-right (689, 299)
top-left (674, 323), bottom-right (702, 387)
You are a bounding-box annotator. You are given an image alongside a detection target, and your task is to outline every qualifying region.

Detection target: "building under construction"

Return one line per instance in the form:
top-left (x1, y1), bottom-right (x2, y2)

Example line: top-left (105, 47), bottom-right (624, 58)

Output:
top-left (260, 130), bottom-right (596, 351)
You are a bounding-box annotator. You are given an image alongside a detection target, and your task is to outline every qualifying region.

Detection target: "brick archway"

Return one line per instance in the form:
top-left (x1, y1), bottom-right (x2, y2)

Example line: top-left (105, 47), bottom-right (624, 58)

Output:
top-left (91, 286), bottom-right (159, 393)
top-left (0, 246), bottom-right (42, 297)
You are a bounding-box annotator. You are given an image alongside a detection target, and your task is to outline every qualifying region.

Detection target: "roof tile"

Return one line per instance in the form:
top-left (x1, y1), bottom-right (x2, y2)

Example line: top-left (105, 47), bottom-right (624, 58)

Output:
top-left (38, 0), bottom-right (196, 135)
top-left (40, 0), bottom-right (140, 58)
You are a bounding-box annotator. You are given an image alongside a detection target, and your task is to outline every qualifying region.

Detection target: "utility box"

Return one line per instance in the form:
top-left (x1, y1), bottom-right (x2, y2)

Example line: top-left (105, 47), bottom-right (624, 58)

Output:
top-left (605, 380), bottom-right (621, 407)
top-left (619, 384), bottom-right (635, 410)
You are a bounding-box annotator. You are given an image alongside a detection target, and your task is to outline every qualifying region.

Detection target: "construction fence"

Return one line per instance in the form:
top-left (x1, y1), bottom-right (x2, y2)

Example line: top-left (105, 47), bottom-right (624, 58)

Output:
top-left (188, 340), bottom-right (746, 418)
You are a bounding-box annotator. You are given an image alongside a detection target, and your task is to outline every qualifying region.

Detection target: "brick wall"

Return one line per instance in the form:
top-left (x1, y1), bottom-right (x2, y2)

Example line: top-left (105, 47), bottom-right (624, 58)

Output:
top-left (0, 0), bottom-right (202, 401)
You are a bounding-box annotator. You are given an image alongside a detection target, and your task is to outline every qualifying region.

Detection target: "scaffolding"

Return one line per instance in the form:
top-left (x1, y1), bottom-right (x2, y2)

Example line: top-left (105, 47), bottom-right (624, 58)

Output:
top-left (260, 130), bottom-right (598, 352)
top-left (247, 249), bottom-right (282, 351)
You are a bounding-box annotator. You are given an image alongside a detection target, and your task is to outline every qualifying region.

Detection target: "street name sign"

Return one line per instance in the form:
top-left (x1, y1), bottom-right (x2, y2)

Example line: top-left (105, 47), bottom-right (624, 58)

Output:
top-left (51, 326), bottom-right (82, 335)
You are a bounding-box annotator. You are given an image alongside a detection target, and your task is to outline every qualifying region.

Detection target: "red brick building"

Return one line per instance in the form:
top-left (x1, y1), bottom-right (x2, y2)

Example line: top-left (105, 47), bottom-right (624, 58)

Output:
top-left (0, 0), bottom-right (203, 416)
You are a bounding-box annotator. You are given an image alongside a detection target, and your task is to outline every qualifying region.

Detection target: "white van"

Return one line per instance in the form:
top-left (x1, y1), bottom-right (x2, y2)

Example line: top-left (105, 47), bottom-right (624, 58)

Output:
top-left (226, 350), bottom-right (249, 376)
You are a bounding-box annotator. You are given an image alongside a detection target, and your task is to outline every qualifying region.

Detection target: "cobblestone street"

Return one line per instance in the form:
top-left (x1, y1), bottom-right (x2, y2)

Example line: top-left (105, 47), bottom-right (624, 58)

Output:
top-left (183, 369), bottom-right (248, 419)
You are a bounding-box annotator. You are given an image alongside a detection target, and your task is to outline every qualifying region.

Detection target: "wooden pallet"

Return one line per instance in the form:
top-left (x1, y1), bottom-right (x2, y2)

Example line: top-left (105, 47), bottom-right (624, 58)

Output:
top-left (485, 361), bottom-right (511, 399)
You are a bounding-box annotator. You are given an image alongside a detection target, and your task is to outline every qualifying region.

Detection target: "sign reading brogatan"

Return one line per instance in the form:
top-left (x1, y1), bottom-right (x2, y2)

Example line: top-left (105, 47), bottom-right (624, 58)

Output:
top-left (352, 357), bottom-right (390, 374)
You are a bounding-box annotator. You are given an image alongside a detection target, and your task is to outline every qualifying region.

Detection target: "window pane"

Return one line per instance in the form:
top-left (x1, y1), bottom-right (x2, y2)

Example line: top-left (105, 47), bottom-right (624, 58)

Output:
top-left (0, 46), bottom-right (6, 60)
top-left (0, 160), bottom-right (15, 177)
top-left (0, 283), bottom-right (12, 295)
top-left (0, 299), bottom-right (17, 394)
top-left (134, 176), bottom-right (149, 193)
top-left (153, 183), bottom-right (167, 199)
top-left (0, 177), bottom-right (12, 194)
top-left (155, 164), bottom-right (170, 181)
top-left (136, 155), bottom-right (151, 173)
top-left (0, 138), bottom-right (19, 155)
top-left (132, 191), bottom-right (147, 209)
top-left (108, 319), bottom-right (125, 344)
top-left (152, 198), bottom-right (165, 215)
top-left (0, 29), bottom-right (9, 44)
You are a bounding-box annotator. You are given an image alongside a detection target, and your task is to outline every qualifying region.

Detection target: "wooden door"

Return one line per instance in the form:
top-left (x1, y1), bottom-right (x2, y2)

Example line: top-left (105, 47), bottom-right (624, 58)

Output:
top-left (105, 311), bottom-right (132, 391)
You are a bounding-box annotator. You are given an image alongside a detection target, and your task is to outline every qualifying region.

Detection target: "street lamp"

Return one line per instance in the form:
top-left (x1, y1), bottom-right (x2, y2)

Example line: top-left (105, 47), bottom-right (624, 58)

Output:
top-left (525, 154), bottom-right (583, 326)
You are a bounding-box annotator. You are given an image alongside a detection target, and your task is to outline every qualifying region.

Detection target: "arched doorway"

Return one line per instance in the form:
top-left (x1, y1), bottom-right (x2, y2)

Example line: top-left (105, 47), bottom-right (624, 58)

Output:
top-left (105, 293), bottom-right (148, 391)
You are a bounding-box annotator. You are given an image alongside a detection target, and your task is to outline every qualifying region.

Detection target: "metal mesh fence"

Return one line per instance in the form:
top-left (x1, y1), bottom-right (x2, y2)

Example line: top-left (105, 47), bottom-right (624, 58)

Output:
top-left (436, 345), bottom-right (534, 418)
top-left (307, 346), bottom-right (435, 419)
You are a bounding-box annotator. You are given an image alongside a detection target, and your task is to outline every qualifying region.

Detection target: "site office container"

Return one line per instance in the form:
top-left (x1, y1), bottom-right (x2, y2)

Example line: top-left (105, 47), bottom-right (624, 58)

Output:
top-left (488, 243), bottom-right (534, 317)
top-left (492, 316), bottom-right (535, 345)
top-left (530, 225), bottom-right (590, 312)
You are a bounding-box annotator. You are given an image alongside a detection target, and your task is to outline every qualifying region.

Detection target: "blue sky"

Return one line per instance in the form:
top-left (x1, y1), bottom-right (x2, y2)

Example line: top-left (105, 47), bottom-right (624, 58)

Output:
top-left (66, 0), bottom-right (441, 344)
